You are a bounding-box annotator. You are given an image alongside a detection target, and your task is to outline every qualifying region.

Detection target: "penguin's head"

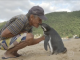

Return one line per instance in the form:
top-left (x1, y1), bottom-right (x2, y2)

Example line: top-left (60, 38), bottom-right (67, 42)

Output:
top-left (40, 23), bottom-right (51, 32)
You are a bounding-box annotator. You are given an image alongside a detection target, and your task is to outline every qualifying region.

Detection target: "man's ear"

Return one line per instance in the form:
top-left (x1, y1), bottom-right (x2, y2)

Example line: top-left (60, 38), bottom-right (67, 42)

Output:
top-left (30, 14), bottom-right (34, 20)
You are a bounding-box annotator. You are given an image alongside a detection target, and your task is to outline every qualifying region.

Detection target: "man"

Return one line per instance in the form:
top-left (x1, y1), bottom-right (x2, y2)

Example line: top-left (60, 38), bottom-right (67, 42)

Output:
top-left (0, 6), bottom-right (47, 59)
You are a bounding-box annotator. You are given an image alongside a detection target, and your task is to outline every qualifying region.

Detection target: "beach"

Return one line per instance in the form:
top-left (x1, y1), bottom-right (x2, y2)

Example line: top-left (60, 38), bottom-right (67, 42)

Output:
top-left (0, 38), bottom-right (80, 60)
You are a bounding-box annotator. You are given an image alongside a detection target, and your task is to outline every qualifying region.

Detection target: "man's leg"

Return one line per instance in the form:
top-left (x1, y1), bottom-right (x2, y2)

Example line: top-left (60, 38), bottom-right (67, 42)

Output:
top-left (3, 33), bottom-right (33, 58)
top-left (3, 41), bottom-right (29, 58)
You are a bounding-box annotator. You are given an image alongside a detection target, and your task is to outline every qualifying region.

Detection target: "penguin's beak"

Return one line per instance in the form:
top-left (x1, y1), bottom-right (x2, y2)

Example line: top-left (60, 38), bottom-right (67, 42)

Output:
top-left (41, 26), bottom-right (47, 31)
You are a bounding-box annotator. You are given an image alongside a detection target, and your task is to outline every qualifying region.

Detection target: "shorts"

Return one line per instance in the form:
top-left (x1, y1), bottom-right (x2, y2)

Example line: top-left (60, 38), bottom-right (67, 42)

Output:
top-left (0, 33), bottom-right (27, 50)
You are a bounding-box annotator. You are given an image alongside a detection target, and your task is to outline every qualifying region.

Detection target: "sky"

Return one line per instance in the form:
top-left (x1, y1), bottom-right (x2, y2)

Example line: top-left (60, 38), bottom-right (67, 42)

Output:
top-left (0, 0), bottom-right (80, 22)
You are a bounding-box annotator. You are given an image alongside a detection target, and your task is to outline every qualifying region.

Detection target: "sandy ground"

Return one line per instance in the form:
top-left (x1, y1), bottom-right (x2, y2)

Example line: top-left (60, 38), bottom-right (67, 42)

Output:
top-left (0, 38), bottom-right (80, 60)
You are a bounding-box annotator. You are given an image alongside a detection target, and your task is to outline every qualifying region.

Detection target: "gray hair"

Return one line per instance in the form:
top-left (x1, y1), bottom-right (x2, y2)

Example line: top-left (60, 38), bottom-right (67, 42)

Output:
top-left (26, 13), bottom-right (38, 19)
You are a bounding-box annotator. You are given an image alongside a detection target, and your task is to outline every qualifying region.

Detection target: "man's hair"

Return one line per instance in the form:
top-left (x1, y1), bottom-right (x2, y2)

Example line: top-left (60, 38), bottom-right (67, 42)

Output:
top-left (26, 13), bottom-right (38, 19)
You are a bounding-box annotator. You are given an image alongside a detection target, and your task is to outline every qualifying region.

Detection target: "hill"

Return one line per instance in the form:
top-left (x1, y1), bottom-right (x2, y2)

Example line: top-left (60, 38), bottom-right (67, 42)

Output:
top-left (0, 11), bottom-right (80, 37)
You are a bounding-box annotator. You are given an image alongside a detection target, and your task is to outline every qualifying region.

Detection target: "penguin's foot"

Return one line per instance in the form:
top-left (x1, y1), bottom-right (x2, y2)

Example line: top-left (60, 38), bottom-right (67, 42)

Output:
top-left (62, 48), bottom-right (67, 53)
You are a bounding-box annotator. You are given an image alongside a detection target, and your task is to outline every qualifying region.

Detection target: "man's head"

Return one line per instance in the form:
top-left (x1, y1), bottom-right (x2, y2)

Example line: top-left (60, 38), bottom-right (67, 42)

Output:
top-left (27, 6), bottom-right (47, 28)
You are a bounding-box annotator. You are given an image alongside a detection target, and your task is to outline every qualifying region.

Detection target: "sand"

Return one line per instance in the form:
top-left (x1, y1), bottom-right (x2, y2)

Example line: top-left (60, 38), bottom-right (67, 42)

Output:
top-left (0, 38), bottom-right (80, 60)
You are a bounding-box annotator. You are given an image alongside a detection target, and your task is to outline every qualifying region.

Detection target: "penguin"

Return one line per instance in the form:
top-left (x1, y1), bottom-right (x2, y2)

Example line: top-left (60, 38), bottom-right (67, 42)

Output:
top-left (40, 23), bottom-right (67, 54)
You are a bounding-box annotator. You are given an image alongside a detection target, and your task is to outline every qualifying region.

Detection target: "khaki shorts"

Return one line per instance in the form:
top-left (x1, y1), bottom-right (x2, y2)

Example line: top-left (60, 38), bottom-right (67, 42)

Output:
top-left (0, 33), bottom-right (27, 50)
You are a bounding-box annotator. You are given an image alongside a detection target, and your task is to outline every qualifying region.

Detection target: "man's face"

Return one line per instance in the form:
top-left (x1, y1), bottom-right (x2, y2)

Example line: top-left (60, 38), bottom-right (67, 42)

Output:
top-left (30, 15), bottom-right (42, 28)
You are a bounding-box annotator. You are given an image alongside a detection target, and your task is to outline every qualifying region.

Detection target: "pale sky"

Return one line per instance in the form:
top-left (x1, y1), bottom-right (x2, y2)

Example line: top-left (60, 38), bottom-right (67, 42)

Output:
top-left (0, 0), bottom-right (80, 22)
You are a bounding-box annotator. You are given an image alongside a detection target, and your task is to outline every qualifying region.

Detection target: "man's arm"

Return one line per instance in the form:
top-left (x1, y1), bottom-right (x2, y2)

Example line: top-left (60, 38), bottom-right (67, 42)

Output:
top-left (1, 28), bottom-right (14, 38)
top-left (1, 28), bottom-right (27, 39)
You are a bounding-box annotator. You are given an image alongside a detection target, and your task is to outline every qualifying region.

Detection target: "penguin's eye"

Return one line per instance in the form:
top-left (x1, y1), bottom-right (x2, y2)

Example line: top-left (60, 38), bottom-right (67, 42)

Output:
top-left (41, 26), bottom-right (47, 31)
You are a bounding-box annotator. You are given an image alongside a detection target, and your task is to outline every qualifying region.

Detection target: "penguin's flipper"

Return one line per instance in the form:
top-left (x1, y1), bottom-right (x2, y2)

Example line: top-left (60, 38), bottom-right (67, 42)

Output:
top-left (44, 35), bottom-right (50, 51)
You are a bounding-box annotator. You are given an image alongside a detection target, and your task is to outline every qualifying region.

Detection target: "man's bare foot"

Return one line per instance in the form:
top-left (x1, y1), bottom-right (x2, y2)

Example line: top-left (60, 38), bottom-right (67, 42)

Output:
top-left (3, 52), bottom-right (16, 58)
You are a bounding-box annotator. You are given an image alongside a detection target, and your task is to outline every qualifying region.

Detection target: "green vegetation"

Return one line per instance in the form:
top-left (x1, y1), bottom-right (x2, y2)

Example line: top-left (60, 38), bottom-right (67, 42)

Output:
top-left (0, 22), bottom-right (6, 29)
top-left (0, 11), bottom-right (80, 37)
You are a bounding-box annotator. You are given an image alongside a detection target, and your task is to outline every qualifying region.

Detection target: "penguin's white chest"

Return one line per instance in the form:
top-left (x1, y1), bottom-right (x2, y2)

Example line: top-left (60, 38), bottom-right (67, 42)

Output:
top-left (48, 36), bottom-right (53, 54)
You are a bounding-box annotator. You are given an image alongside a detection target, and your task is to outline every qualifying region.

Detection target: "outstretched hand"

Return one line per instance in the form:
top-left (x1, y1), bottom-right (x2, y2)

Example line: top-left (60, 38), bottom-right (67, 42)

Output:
top-left (40, 35), bottom-right (45, 41)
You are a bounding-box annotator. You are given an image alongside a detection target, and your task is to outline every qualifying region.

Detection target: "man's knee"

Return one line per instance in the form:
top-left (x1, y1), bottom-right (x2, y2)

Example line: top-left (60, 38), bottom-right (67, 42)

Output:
top-left (25, 33), bottom-right (34, 45)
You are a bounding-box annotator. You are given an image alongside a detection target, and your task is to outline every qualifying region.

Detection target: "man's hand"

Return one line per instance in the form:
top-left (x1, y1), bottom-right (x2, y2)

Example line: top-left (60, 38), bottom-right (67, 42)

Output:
top-left (40, 35), bottom-right (45, 41)
top-left (30, 35), bottom-right (45, 45)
